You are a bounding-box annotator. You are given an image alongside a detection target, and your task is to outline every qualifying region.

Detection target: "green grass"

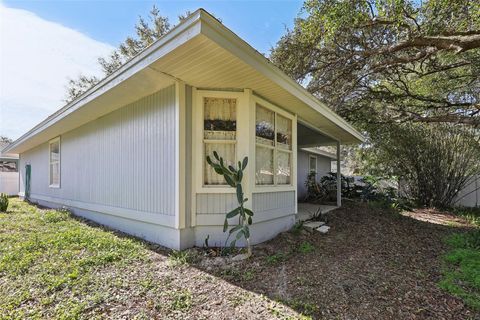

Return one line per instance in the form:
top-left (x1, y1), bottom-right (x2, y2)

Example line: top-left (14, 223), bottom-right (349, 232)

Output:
top-left (439, 230), bottom-right (480, 310)
top-left (265, 253), bottom-right (286, 265)
top-left (297, 242), bottom-right (315, 254)
top-left (0, 198), bottom-right (148, 319)
top-left (452, 206), bottom-right (480, 227)
top-left (167, 250), bottom-right (195, 267)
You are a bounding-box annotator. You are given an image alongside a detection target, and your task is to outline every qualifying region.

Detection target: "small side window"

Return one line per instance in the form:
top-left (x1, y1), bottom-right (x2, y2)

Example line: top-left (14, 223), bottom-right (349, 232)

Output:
top-left (49, 137), bottom-right (60, 188)
top-left (309, 155), bottom-right (317, 174)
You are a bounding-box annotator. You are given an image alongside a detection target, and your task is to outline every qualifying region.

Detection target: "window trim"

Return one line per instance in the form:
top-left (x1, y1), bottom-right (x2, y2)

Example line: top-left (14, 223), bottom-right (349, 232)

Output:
top-left (194, 90), bottom-right (246, 193)
top-left (253, 95), bottom-right (296, 191)
top-left (48, 137), bottom-right (61, 188)
top-left (309, 155), bottom-right (317, 173)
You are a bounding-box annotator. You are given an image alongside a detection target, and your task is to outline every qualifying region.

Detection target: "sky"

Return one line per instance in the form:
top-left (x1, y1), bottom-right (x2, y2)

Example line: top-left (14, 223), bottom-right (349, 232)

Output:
top-left (0, 0), bottom-right (303, 140)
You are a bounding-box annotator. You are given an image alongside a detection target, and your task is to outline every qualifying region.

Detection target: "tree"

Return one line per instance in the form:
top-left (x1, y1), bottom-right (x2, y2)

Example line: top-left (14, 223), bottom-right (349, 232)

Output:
top-left (271, 0), bottom-right (480, 127)
top-left (65, 6), bottom-right (186, 102)
top-left (0, 136), bottom-right (12, 144)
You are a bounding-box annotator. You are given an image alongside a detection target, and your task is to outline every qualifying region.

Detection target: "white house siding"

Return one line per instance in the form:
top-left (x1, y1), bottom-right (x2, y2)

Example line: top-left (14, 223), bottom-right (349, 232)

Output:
top-left (297, 150), bottom-right (332, 200)
top-left (252, 191), bottom-right (296, 221)
top-left (196, 193), bottom-right (238, 215)
top-left (192, 190), bottom-right (296, 247)
top-left (19, 85), bottom-right (178, 227)
top-left (0, 172), bottom-right (19, 195)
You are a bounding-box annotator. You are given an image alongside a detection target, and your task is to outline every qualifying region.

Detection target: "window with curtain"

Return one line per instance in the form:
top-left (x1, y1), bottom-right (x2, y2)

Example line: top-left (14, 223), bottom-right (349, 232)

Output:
top-left (203, 97), bottom-right (237, 185)
top-left (255, 104), bottom-right (293, 185)
top-left (49, 138), bottom-right (60, 187)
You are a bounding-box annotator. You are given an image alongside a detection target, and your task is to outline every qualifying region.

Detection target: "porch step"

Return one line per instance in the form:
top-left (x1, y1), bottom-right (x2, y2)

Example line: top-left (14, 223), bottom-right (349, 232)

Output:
top-left (303, 221), bottom-right (326, 230)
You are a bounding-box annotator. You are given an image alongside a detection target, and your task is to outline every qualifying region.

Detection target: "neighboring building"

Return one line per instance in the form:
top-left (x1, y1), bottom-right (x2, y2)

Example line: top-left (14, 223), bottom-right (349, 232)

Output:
top-left (2, 9), bottom-right (363, 249)
top-left (0, 140), bottom-right (19, 195)
top-left (455, 175), bottom-right (479, 208)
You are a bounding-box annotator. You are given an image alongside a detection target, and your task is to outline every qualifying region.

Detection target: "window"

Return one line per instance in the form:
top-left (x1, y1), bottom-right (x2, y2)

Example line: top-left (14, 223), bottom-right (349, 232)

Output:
top-left (309, 155), bottom-right (317, 173)
top-left (255, 104), bottom-right (292, 185)
top-left (49, 137), bottom-right (60, 187)
top-left (203, 97), bottom-right (237, 185)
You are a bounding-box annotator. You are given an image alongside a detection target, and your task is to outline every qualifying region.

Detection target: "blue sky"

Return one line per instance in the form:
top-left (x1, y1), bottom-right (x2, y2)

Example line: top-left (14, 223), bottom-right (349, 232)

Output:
top-left (3, 0), bottom-right (303, 54)
top-left (0, 1), bottom-right (303, 139)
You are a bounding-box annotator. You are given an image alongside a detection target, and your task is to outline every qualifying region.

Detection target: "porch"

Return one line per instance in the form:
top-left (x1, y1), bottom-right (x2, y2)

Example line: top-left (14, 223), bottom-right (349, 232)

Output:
top-left (296, 121), bottom-right (343, 212)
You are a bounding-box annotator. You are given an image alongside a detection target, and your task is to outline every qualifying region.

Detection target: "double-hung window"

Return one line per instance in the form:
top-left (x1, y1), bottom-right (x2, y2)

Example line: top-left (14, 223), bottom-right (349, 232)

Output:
top-left (255, 104), bottom-right (293, 186)
top-left (203, 97), bottom-right (237, 185)
top-left (49, 137), bottom-right (61, 188)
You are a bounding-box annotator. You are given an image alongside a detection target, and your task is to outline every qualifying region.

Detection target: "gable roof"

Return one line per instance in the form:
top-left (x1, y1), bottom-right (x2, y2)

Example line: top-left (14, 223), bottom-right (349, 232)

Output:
top-left (3, 9), bottom-right (364, 154)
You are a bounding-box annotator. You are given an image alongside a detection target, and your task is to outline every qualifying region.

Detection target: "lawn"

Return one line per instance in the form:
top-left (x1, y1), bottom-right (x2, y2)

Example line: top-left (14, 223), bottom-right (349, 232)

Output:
top-left (0, 198), bottom-right (479, 319)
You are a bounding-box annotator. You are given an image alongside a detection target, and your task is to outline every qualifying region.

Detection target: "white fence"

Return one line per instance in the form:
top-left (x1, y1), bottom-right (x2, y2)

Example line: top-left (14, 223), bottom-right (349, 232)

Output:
top-left (455, 175), bottom-right (480, 208)
top-left (0, 172), bottom-right (19, 195)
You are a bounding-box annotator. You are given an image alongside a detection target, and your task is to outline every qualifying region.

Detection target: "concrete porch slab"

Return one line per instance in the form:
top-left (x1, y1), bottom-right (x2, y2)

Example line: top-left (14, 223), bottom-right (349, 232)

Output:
top-left (297, 202), bottom-right (338, 222)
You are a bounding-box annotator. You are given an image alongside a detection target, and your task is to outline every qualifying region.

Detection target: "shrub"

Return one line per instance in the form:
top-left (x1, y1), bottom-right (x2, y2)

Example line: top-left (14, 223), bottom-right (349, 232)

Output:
top-left (304, 171), bottom-right (327, 202)
top-left (0, 193), bottom-right (8, 212)
top-left (363, 123), bottom-right (480, 208)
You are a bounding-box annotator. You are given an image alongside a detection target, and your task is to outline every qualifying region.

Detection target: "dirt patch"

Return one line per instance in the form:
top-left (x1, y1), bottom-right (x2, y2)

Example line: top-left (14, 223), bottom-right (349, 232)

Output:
top-left (190, 203), bottom-right (478, 319)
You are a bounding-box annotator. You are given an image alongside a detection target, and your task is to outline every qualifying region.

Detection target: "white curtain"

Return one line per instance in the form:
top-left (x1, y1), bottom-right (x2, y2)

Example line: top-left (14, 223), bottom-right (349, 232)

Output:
top-left (203, 97), bottom-right (237, 185)
top-left (255, 146), bottom-right (274, 185)
top-left (204, 143), bottom-right (236, 185)
top-left (276, 151), bottom-right (291, 184)
top-left (204, 98), bottom-right (236, 122)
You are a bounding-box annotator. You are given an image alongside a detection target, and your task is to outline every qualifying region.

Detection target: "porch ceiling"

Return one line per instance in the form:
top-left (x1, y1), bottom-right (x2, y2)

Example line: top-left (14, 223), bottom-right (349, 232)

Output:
top-left (297, 122), bottom-right (337, 147)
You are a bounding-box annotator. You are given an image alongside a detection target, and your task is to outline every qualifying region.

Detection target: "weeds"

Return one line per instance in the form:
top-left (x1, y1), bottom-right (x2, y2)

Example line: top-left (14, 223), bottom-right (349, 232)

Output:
top-left (298, 242), bottom-right (315, 254)
top-left (439, 230), bottom-right (480, 310)
top-left (167, 250), bottom-right (194, 267)
top-left (266, 253), bottom-right (286, 264)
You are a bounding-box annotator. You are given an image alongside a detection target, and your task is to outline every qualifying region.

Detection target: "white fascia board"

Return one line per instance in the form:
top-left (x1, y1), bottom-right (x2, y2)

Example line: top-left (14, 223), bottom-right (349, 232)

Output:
top-left (198, 11), bottom-right (364, 144)
top-left (4, 10), bottom-right (203, 154)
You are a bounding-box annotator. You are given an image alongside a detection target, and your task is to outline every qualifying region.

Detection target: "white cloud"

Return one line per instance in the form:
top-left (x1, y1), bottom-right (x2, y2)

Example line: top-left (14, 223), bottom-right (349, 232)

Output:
top-left (0, 4), bottom-right (114, 140)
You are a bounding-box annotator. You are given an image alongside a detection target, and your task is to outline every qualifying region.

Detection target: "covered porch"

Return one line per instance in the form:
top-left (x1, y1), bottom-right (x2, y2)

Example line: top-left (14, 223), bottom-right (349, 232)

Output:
top-left (296, 121), bottom-right (342, 221)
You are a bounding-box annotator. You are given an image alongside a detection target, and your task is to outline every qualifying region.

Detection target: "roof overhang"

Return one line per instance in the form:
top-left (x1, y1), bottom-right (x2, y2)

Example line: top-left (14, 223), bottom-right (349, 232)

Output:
top-left (300, 148), bottom-right (336, 160)
top-left (4, 9), bottom-right (364, 154)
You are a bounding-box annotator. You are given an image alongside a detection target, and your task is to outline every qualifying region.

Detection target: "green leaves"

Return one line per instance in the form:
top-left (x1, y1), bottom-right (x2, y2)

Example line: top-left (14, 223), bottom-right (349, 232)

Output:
top-left (236, 184), bottom-right (243, 204)
top-left (226, 208), bottom-right (240, 219)
top-left (205, 153), bottom-right (254, 250)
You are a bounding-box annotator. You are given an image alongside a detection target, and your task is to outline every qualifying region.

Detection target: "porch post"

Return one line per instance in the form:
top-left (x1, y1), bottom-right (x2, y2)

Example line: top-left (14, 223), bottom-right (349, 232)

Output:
top-left (336, 141), bottom-right (341, 207)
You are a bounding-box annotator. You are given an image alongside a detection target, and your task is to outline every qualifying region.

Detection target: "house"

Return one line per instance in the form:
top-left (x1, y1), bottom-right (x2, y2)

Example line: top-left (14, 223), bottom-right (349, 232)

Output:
top-left (0, 140), bottom-right (19, 195)
top-left (2, 9), bottom-right (364, 249)
top-left (297, 148), bottom-right (336, 201)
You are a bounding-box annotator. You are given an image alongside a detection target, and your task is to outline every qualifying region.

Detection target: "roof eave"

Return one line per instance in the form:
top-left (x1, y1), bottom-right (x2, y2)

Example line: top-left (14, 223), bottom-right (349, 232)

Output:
top-left (4, 8), bottom-right (364, 154)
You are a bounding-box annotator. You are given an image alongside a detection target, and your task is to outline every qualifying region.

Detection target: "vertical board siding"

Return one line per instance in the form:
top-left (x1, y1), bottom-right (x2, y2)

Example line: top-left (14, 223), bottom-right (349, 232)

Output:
top-left (19, 85), bottom-right (176, 216)
top-left (253, 191), bottom-right (295, 216)
top-left (297, 151), bottom-right (332, 200)
top-left (196, 193), bottom-right (237, 214)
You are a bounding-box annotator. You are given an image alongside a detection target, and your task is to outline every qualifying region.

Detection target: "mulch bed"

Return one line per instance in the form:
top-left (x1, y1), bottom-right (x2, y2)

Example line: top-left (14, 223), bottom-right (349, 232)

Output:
top-left (185, 203), bottom-right (479, 319)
